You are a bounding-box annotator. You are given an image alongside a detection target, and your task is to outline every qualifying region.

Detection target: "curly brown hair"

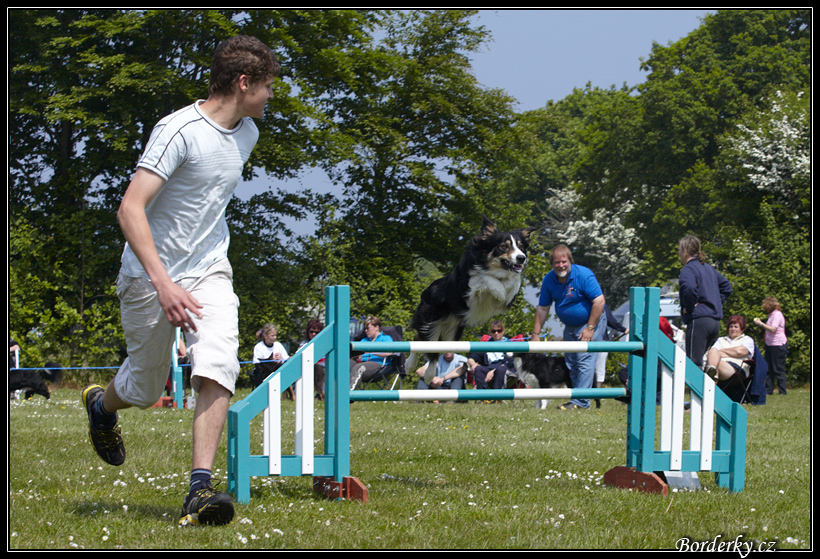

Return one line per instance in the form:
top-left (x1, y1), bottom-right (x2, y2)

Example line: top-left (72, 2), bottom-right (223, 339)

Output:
top-left (209, 35), bottom-right (280, 96)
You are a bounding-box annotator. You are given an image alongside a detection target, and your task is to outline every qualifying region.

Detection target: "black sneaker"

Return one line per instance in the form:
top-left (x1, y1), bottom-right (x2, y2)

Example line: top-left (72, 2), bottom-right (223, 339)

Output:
top-left (81, 385), bottom-right (126, 466)
top-left (179, 482), bottom-right (235, 526)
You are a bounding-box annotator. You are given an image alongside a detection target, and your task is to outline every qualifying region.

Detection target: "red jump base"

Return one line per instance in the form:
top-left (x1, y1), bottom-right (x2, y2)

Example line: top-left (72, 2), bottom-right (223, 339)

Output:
top-left (313, 476), bottom-right (369, 502)
top-left (604, 466), bottom-right (669, 496)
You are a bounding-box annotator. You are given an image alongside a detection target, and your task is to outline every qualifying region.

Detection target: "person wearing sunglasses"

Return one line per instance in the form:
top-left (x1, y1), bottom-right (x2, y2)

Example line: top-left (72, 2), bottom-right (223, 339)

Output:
top-left (468, 321), bottom-right (514, 390)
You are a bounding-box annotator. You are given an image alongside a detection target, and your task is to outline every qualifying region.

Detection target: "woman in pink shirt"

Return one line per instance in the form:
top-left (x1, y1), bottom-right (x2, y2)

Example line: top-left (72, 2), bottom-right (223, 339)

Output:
top-left (754, 297), bottom-right (788, 395)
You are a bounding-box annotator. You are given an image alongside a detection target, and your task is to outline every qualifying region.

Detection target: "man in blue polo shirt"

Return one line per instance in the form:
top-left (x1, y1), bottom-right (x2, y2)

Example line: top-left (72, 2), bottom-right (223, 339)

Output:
top-left (532, 244), bottom-right (606, 409)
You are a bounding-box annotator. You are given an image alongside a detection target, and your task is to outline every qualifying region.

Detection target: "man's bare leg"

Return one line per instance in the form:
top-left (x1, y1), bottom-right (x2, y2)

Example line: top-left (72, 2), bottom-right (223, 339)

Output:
top-left (179, 377), bottom-right (234, 526)
top-left (191, 378), bottom-right (231, 471)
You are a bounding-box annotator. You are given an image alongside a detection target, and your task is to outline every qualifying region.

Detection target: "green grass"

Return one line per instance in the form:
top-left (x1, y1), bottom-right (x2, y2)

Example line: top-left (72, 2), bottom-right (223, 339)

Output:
top-left (9, 387), bottom-right (811, 549)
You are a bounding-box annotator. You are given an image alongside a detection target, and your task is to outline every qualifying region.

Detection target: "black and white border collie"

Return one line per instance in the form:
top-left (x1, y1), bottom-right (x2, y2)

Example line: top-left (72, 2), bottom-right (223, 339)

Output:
top-left (409, 217), bottom-right (535, 383)
top-left (514, 353), bottom-right (571, 409)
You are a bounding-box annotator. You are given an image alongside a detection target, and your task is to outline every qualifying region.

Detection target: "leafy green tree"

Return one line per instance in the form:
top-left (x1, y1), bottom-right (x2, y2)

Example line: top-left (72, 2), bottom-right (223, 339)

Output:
top-left (9, 9), bottom-right (243, 369)
top-left (8, 9), bottom-right (389, 368)
top-left (712, 89), bottom-right (811, 382)
top-left (308, 10), bottom-right (520, 324)
top-left (9, 215), bottom-right (125, 372)
top-left (515, 10), bottom-right (811, 381)
top-left (9, 9), bottom-right (522, 370)
top-left (630, 9), bottom-right (810, 270)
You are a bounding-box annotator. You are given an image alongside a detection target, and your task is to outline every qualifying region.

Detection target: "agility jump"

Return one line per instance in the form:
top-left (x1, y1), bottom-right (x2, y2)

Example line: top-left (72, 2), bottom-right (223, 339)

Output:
top-left (226, 286), bottom-right (747, 504)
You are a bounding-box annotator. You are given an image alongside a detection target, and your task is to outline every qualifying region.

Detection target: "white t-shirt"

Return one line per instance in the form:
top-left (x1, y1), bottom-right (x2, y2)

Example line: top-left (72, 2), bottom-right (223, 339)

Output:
top-left (711, 334), bottom-right (754, 368)
top-left (120, 101), bottom-right (259, 281)
top-left (253, 341), bottom-right (289, 363)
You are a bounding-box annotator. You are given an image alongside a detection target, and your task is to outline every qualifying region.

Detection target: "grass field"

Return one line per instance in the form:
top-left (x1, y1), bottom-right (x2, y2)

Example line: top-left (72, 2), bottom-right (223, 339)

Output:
top-left (9, 386), bottom-right (811, 550)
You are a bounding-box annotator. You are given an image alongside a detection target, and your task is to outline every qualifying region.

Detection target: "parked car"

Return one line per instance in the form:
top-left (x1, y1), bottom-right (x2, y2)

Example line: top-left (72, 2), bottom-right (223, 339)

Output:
top-left (612, 293), bottom-right (685, 351)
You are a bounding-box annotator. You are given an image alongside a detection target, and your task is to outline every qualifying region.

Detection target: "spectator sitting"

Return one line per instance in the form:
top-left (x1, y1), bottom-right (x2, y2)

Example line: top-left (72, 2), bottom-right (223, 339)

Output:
top-left (349, 317), bottom-right (392, 389)
top-left (468, 320), bottom-right (514, 390)
top-left (252, 324), bottom-right (289, 389)
top-left (704, 315), bottom-right (754, 382)
top-left (416, 352), bottom-right (468, 390)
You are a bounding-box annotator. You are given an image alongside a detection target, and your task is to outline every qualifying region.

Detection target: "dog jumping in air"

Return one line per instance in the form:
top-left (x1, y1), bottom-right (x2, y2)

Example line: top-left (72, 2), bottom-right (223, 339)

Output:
top-left (409, 217), bottom-right (536, 384)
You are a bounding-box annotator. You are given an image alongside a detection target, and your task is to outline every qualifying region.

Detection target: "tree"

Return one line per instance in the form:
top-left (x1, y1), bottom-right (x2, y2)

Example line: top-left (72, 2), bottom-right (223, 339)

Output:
top-left (714, 89), bottom-right (811, 382)
top-left (8, 9), bottom-right (521, 369)
top-left (308, 10), bottom-right (519, 322)
top-left (8, 9), bottom-right (390, 366)
top-left (511, 10), bottom-right (811, 381)
top-left (538, 188), bottom-right (641, 307)
top-left (629, 9), bottom-right (811, 271)
top-left (9, 9), bottom-right (242, 367)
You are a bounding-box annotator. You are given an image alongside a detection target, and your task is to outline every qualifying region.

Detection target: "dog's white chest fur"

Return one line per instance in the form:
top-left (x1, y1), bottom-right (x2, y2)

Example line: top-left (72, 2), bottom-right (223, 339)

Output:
top-left (463, 268), bottom-right (521, 327)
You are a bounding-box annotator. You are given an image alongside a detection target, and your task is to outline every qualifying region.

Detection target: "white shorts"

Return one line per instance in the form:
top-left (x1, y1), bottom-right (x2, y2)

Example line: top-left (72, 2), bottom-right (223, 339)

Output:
top-left (114, 258), bottom-right (240, 408)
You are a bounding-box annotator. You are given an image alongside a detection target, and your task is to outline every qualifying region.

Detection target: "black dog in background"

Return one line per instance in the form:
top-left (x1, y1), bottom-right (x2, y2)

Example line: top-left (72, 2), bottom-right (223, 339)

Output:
top-left (513, 353), bottom-right (572, 409)
top-left (9, 361), bottom-right (62, 400)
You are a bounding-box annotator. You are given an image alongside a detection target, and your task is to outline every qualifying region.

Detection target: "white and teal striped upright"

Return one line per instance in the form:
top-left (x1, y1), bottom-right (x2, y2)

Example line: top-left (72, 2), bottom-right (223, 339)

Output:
top-left (620, 287), bottom-right (747, 493)
top-left (227, 286), bottom-right (359, 504)
top-left (226, 286), bottom-right (748, 504)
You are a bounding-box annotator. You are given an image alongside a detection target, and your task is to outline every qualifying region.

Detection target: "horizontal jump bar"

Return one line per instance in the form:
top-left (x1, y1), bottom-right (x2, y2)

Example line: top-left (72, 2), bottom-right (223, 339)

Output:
top-left (351, 340), bottom-right (644, 354)
top-left (350, 387), bottom-right (628, 402)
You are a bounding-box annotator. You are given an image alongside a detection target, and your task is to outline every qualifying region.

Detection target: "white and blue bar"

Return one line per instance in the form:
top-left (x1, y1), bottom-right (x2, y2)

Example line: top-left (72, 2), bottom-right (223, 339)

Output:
top-left (350, 387), bottom-right (626, 402)
top-left (351, 340), bottom-right (644, 354)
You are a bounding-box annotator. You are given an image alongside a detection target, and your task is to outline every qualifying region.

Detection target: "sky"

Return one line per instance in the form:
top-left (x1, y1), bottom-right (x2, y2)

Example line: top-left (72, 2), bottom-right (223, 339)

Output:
top-left (469, 9), bottom-right (712, 112)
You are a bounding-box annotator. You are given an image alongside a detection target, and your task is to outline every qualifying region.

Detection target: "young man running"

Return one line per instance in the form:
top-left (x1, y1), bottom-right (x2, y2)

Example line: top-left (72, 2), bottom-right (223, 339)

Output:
top-left (82, 35), bottom-right (279, 526)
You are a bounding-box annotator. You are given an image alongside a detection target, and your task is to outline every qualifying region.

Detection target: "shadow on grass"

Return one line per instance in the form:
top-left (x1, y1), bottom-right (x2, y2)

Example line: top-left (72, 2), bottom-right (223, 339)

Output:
top-left (247, 477), bottom-right (320, 502)
top-left (71, 499), bottom-right (178, 523)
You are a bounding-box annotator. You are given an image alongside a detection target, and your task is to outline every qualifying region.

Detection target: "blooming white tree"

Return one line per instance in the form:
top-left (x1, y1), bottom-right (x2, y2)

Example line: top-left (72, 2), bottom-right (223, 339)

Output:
top-left (728, 90), bottom-right (810, 216)
top-left (716, 89), bottom-right (811, 376)
top-left (543, 187), bottom-right (642, 306)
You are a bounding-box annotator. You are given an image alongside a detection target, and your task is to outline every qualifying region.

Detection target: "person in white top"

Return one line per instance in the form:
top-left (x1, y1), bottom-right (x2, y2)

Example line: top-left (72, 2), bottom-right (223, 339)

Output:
top-left (253, 324), bottom-right (289, 364)
top-left (703, 315), bottom-right (755, 382)
top-left (251, 324), bottom-right (290, 390)
top-left (80, 35), bottom-right (280, 527)
top-left (253, 324), bottom-right (290, 363)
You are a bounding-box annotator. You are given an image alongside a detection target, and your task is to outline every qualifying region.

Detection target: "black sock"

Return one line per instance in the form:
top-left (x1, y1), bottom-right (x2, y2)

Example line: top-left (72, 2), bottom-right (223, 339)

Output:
top-left (190, 469), bottom-right (212, 493)
top-left (91, 397), bottom-right (117, 430)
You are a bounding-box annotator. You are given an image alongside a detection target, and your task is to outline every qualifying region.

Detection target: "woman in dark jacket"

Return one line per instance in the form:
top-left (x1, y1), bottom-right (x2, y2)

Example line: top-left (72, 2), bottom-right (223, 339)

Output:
top-left (677, 236), bottom-right (733, 369)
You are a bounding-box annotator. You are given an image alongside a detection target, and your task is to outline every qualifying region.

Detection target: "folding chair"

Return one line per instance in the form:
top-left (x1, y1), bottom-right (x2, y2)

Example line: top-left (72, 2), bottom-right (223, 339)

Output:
top-left (351, 325), bottom-right (407, 390)
top-left (717, 360), bottom-right (755, 404)
top-left (717, 342), bottom-right (767, 405)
